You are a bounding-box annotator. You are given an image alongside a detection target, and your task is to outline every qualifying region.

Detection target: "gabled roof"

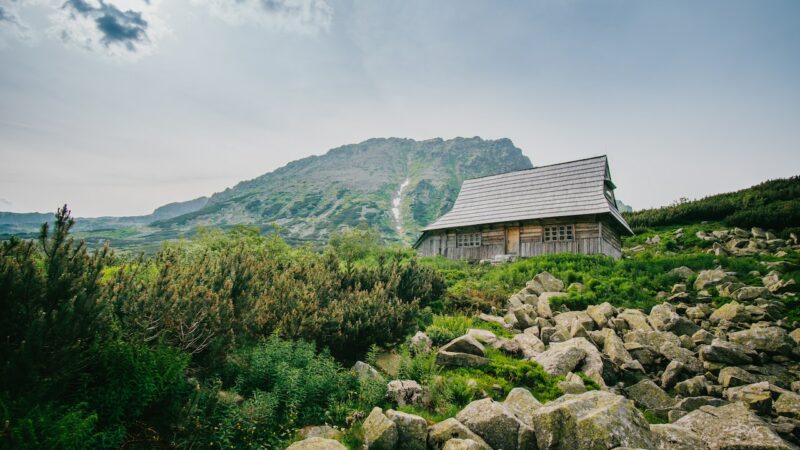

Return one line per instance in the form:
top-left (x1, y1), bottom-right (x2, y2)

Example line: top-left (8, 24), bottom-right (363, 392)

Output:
top-left (422, 155), bottom-right (633, 235)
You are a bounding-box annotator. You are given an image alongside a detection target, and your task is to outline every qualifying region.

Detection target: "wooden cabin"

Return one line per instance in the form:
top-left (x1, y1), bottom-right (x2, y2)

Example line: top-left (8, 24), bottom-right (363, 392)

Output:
top-left (413, 155), bottom-right (633, 260)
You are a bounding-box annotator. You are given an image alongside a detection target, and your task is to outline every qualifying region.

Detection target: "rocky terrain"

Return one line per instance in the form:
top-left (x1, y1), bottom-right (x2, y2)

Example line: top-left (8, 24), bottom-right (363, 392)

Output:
top-left (290, 226), bottom-right (800, 450)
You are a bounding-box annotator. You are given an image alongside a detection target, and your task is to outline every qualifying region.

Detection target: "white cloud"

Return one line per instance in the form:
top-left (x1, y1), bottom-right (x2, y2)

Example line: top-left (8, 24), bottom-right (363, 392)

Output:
top-left (194, 0), bottom-right (332, 34)
top-left (0, 0), bottom-right (33, 48)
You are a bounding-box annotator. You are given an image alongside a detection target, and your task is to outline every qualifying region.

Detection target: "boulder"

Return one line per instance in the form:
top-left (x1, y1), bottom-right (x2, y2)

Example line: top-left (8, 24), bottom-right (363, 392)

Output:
top-left (427, 419), bottom-right (490, 450)
top-left (529, 271), bottom-right (564, 294)
top-left (674, 376), bottom-right (706, 398)
top-left (531, 391), bottom-right (654, 450)
top-left (586, 302), bottom-right (616, 328)
top-left (728, 326), bottom-right (795, 355)
top-left (553, 311), bottom-right (595, 332)
top-left (440, 335), bottom-right (485, 356)
top-left (774, 391), bottom-right (800, 419)
top-left (362, 407), bottom-right (398, 450)
top-left (441, 439), bottom-right (487, 450)
top-left (733, 286), bottom-right (769, 301)
top-left (386, 380), bottom-right (430, 408)
top-left (534, 344), bottom-right (586, 377)
top-left (625, 379), bottom-right (677, 412)
top-left (650, 424), bottom-right (706, 450)
top-left (725, 381), bottom-right (773, 415)
top-left (674, 402), bottom-right (792, 449)
top-left (537, 292), bottom-right (565, 318)
top-left (410, 331), bottom-right (433, 353)
top-left (435, 351), bottom-right (489, 368)
top-left (718, 366), bottom-right (761, 388)
top-left (709, 301), bottom-right (751, 325)
top-left (694, 269), bottom-right (733, 290)
top-left (385, 409), bottom-right (427, 450)
top-left (698, 339), bottom-right (755, 365)
top-left (661, 360), bottom-right (689, 390)
top-left (618, 309), bottom-right (654, 332)
top-left (286, 437), bottom-right (347, 450)
top-left (456, 398), bottom-right (536, 450)
top-left (299, 425), bottom-right (342, 440)
top-left (557, 372), bottom-right (588, 395)
top-left (602, 329), bottom-right (644, 372)
top-left (354, 361), bottom-right (383, 382)
top-left (504, 387), bottom-right (542, 427)
top-left (510, 333), bottom-right (546, 358)
top-left (668, 266), bottom-right (694, 279)
top-left (466, 329), bottom-right (501, 347)
top-left (511, 305), bottom-right (538, 329)
top-left (545, 338), bottom-right (606, 387)
top-left (649, 303), bottom-right (677, 331)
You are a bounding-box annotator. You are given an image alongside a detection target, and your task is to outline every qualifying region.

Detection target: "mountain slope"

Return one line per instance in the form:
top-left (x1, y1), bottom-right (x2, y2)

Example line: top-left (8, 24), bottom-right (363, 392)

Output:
top-left (154, 137), bottom-right (533, 243)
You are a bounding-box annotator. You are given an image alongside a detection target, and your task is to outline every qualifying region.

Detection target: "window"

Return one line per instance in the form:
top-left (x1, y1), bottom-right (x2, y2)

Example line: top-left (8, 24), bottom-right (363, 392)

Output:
top-left (544, 225), bottom-right (574, 242)
top-left (457, 232), bottom-right (481, 247)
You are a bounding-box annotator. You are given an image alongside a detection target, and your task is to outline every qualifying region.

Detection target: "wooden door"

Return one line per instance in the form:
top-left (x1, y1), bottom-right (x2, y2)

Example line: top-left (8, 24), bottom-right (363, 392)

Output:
top-left (506, 226), bottom-right (520, 254)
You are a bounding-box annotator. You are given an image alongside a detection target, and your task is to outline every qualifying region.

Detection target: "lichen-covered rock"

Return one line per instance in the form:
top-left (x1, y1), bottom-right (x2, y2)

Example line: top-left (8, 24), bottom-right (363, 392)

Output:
top-left (441, 439), bottom-right (487, 450)
top-left (650, 424), bottom-right (706, 450)
top-left (410, 331), bottom-right (433, 353)
top-left (510, 333), bottom-right (546, 358)
top-left (732, 286), bottom-right (769, 301)
top-left (511, 305), bottom-right (538, 329)
top-left (504, 387), bottom-right (542, 427)
top-left (603, 329), bottom-right (644, 372)
top-left (694, 269), bottom-right (734, 290)
top-left (466, 329), bottom-right (500, 346)
top-left (709, 301), bottom-right (751, 324)
top-left (386, 380), bottom-right (430, 408)
top-left (674, 376), bottom-right (706, 398)
top-left (547, 337), bottom-right (607, 387)
top-left (725, 382), bottom-right (773, 415)
top-left (427, 419), bottom-right (490, 450)
top-left (362, 407), bottom-right (398, 450)
top-left (698, 339), bottom-right (755, 365)
top-left (774, 391), bottom-right (800, 419)
top-left (728, 326), bottom-right (795, 355)
top-left (354, 361), bottom-right (383, 382)
top-left (534, 344), bottom-right (586, 377)
top-left (718, 366), bottom-right (760, 387)
top-left (435, 351), bottom-right (489, 368)
top-left (625, 379), bottom-right (676, 412)
top-left (299, 425), bottom-right (342, 440)
top-left (674, 402), bottom-right (792, 449)
top-left (586, 302), bottom-right (616, 328)
top-left (286, 437), bottom-right (347, 450)
top-left (456, 398), bottom-right (537, 450)
top-left (553, 311), bottom-right (595, 332)
top-left (528, 271), bottom-right (564, 294)
top-left (618, 309), bottom-right (654, 332)
top-left (385, 409), bottom-right (427, 450)
top-left (531, 391), bottom-right (654, 450)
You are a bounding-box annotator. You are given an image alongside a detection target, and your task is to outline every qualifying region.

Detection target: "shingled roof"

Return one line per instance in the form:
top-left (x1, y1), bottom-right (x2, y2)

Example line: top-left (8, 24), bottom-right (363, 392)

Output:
top-left (422, 155), bottom-right (633, 234)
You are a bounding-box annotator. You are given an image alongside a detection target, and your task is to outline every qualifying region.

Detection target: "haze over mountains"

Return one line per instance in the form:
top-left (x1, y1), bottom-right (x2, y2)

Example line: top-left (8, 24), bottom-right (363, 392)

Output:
top-left (1, 137), bottom-right (534, 250)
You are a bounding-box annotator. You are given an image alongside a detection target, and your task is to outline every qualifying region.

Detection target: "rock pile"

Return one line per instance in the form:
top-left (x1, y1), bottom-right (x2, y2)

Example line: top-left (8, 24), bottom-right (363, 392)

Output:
top-left (292, 268), bottom-right (800, 449)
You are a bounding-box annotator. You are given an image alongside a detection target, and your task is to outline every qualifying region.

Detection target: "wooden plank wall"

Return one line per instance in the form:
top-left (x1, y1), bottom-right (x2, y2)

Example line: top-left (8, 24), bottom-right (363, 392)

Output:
top-left (415, 216), bottom-right (623, 260)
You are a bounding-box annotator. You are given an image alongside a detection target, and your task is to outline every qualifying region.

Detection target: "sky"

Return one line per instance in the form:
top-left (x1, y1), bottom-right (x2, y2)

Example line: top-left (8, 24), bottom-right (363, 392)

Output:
top-left (1, 0), bottom-right (799, 217)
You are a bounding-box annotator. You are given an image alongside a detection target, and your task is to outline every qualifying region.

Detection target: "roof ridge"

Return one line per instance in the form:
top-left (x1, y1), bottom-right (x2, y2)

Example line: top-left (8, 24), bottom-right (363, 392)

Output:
top-left (463, 154), bottom-right (607, 182)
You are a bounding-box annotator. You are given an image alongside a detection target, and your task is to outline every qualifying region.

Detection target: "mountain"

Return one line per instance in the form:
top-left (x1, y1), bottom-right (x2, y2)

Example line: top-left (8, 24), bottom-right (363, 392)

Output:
top-left (1, 137), bottom-right (532, 249)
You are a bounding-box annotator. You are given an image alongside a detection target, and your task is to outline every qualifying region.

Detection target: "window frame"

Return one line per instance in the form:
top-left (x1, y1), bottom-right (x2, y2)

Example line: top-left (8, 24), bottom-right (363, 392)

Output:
top-left (457, 232), bottom-right (482, 248)
top-left (543, 224), bottom-right (574, 242)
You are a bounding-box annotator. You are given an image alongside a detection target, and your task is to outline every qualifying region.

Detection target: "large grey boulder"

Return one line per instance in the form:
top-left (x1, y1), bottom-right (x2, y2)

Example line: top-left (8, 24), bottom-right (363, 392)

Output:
top-left (625, 379), bottom-right (676, 412)
top-left (531, 391), bottom-right (654, 450)
top-left (674, 402), bottom-right (793, 449)
top-left (510, 333), bottom-right (546, 358)
top-left (602, 328), bottom-right (644, 372)
top-left (775, 391), bottom-right (800, 419)
top-left (586, 302), bottom-right (616, 328)
top-left (456, 398), bottom-right (537, 450)
top-left (534, 344), bottom-right (586, 377)
top-left (548, 338), bottom-right (607, 387)
top-left (694, 269), bottom-right (733, 290)
top-left (650, 424), bottom-right (706, 450)
top-left (709, 301), bottom-right (751, 324)
top-left (386, 380), bottom-right (430, 408)
top-left (537, 292), bottom-right (566, 318)
top-left (363, 407), bottom-right (398, 450)
top-left (725, 381), bottom-right (773, 415)
top-left (698, 339), bottom-right (756, 365)
top-left (435, 351), bottom-right (489, 368)
top-left (385, 409), bottom-right (427, 450)
top-left (553, 311), bottom-right (595, 332)
top-left (354, 361), bottom-right (384, 382)
top-left (504, 387), bottom-right (542, 427)
top-left (410, 331), bottom-right (433, 353)
top-left (718, 366), bottom-right (761, 387)
top-left (427, 419), bottom-right (490, 450)
top-left (527, 271), bottom-right (564, 294)
top-left (618, 309), bottom-right (654, 332)
top-left (441, 439), bottom-right (487, 450)
top-left (286, 437), bottom-right (347, 450)
top-left (728, 326), bottom-right (795, 355)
